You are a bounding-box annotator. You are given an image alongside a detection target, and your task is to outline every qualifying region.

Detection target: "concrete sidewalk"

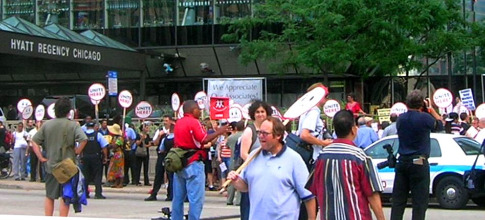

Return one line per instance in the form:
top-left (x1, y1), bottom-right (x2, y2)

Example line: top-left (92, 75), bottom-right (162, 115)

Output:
top-left (0, 177), bottom-right (223, 197)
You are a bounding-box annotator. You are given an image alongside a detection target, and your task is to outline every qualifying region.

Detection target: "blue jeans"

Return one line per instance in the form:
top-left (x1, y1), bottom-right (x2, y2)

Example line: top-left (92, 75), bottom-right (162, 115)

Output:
top-left (221, 157), bottom-right (231, 178)
top-left (13, 148), bottom-right (27, 179)
top-left (172, 161), bottom-right (205, 220)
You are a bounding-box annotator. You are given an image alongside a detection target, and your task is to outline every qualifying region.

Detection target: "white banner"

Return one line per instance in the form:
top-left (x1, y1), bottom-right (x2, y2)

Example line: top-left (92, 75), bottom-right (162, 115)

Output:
top-left (206, 78), bottom-right (263, 105)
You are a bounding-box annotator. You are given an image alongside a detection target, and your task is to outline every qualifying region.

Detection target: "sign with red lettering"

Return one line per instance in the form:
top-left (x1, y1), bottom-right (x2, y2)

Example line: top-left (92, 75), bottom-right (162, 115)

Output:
top-left (323, 99), bottom-right (340, 118)
top-left (177, 103), bottom-right (184, 119)
top-left (228, 105), bottom-right (243, 123)
top-left (210, 97), bottom-right (230, 120)
top-left (88, 83), bottom-right (106, 101)
top-left (35, 105), bottom-right (45, 121)
top-left (171, 93), bottom-right (180, 111)
top-left (22, 105), bottom-right (33, 120)
top-left (433, 88), bottom-right (453, 108)
top-left (17, 98), bottom-right (32, 113)
top-left (47, 103), bottom-right (56, 119)
top-left (390, 102), bottom-right (408, 116)
top-left (118, 90), bottom-right (133, 108)
top-left (135, 101), bottom-right (153, 118)
top-left (194, 91), bottom-right (208, 110)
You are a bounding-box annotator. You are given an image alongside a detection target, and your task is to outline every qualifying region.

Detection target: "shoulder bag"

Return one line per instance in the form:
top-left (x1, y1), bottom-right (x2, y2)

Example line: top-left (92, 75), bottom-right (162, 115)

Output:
top-left (52, 121), bottom-right (79, 184)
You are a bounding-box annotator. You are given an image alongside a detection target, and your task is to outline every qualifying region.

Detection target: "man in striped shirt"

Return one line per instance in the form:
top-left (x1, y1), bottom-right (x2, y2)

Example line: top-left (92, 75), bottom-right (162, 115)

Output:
top-left (309, 110), bottom-right (385, 220)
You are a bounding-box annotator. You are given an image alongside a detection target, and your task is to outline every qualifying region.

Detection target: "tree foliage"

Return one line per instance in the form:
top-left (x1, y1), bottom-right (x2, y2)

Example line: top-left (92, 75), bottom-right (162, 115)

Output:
top-left (223, 0), bottom-right (481, 80)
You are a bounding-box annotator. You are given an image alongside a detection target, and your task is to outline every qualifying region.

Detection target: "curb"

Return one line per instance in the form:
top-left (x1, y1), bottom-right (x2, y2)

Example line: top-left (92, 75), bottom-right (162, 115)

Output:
top-left (0, 178), bottom-right (223, 197)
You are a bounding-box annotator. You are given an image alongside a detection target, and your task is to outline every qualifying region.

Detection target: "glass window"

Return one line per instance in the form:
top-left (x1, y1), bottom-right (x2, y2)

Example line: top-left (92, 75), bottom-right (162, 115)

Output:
top-left (73, 0), bottom-right (105, 29)
top-left (106, 0), bottom-right (141, 28)
top-left (364, 139), bottom-right (396, 159)
top-left (36, 0), bottom-right (70, 27)
top-left (214, 0), bottom-right (250, 24)
top-left (430, 138), bottom-right (442, 157)
top-left (142, 0), bottom-right (175, 27)
top-left (177, 0), bottom-right (213, 25)
top-left (3, 0), bottom-right (35, 22)
top-left (454, 137), bottom-right (482, 155)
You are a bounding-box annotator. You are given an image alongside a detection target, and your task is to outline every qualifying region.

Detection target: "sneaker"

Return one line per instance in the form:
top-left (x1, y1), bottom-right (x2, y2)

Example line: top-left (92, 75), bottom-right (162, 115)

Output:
top-left (94, 195), bottom-right (106, 199)
top-left (144, 196), bottom-right (157, 201)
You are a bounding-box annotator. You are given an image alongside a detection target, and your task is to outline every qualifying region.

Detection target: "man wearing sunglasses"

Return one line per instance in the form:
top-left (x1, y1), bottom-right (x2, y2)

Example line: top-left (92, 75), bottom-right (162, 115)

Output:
top-left (228, 116), bottom-right (316, 219)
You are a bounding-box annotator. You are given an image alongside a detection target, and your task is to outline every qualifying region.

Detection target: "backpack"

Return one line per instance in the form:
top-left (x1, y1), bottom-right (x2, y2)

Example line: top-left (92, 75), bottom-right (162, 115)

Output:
top-left (164, 148), bottom-right (196, 172)
top-left (4, 130), bottom-right (13, 150)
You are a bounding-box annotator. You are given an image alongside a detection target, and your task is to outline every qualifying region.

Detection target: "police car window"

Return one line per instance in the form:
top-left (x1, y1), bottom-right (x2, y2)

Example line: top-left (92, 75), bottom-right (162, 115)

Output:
top-left (454, 137), bottom-right (482, 155)
top-left (430, 138), bottom-right (441, 157)
top-left (364, 139), bottom-right (395, 159)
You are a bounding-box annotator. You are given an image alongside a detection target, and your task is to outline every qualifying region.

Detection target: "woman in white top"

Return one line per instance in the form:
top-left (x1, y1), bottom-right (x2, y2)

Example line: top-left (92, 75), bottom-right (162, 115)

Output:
top-left (12, 122), bottom-right (28, 180)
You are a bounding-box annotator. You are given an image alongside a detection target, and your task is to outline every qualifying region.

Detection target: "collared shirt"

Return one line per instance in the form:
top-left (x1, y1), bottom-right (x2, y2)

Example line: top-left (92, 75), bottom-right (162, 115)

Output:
top-left (396, 110), bottom-right (436, 156)
top-left (240, 144), bottom-right (314, 219)
top-left (354, 125), bottom-right (378, 149)
top-left (125, 127), bottom-right (137, 150)
top-left (174, 114), bottom-right (208, 164)
top-left (309, 138), bottom-right (383, 220)
top-left (381, 122), bottom-right (397, 138)
top-left (85, 129), bottom-right (109, 148)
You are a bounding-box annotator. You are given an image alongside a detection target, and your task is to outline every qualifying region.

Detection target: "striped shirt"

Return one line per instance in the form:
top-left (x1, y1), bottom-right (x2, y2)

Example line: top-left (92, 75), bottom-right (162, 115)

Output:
top-left (309, 139), bottom-right (383, 220)
top-left (220, 141), bottom-right (232, 158)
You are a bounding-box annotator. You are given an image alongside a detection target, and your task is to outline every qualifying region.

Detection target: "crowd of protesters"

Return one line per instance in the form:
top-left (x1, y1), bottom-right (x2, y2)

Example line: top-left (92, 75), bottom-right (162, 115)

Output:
top-left (2, 86), bottom-right (485, 219)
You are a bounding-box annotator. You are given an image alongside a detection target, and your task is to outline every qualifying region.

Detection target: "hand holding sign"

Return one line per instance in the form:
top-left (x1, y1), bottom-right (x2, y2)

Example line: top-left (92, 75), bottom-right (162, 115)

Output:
top-left (118, 90), bottom-right (133, 132)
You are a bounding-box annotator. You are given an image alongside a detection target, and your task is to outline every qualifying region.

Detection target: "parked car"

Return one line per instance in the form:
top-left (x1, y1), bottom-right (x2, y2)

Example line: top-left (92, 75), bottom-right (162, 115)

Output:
top-left (364, 133), bottom-right (485, 209)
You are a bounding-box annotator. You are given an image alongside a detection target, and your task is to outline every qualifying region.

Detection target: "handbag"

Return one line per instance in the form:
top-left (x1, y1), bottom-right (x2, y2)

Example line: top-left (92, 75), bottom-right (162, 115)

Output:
top-left (285, 133), bottom-right (313, 171)
top-left (51, 121), bottom-right (79, 184)
top-left (135, 145), bottom-right (148, 157)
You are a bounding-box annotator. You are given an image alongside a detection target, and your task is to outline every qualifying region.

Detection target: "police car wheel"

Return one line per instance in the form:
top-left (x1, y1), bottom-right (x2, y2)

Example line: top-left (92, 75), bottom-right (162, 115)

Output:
top-left (436, 176), bottom-right (469, 209)
top-left (472, 197), bottom-right (485, 207)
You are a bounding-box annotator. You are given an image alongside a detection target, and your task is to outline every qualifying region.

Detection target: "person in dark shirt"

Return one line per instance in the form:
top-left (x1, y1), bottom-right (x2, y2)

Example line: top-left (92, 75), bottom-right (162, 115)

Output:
top-left (460, 112), bottom-right (470, 135)
top-left (6, 104), bottom-right (17, 120)
top-left (391, 90), bottom-right (442, 220)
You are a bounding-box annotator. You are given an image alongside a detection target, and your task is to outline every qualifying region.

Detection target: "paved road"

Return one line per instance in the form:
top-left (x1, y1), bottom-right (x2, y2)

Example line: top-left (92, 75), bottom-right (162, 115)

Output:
top-left (0, 180), bottom-right (484, 219)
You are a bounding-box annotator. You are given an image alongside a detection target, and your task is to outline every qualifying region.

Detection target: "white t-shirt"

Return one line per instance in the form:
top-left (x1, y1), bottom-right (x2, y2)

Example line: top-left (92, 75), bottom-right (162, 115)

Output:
top-left (474, 128), bottom-right (485, 145)
top-left (296, 106), bottom-right (324, 160)
top-left (13, 130), bottom-right (28, 149)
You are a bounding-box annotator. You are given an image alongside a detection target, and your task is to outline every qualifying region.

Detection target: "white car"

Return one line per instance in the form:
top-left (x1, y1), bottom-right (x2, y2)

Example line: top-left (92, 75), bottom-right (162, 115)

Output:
top-left (364, 133), bottom-right (485, 209)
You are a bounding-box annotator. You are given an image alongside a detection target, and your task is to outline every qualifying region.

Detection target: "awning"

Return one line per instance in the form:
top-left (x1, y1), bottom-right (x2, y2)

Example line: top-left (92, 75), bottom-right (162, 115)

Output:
top-left (0, 17), bottom-right (145, 72)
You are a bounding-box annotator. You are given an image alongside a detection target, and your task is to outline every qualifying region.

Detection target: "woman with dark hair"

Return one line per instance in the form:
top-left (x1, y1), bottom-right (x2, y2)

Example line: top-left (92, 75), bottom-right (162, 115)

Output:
top-left (345, 92), bottom-right (366, 117)
top-left (238, 100), bottom-right (272, 220)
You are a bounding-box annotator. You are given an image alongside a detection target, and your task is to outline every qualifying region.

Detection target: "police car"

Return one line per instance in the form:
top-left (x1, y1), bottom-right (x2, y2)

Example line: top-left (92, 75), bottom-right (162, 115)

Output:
top-left (364, 133), bottom-right (485, 209)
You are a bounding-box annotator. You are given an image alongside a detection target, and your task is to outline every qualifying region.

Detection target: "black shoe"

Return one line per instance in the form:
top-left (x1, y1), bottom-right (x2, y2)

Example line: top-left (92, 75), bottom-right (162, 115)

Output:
top-left (164, 198), bottom-right (172, 201)
top-left (123, 183), bottom-right (128, 187)
top-left (144, 183), bottom-right (152, 186)
top-left (226, 202), bottom-right (233, 205)
top-left (94, 195), bottom-right (106, 199)
top-left (144, 196), bottom-right (157, 201)
top-left (14, 178), bottom-right (20, 181)
top-left (29, 179), bottom-right (35, 182)
top-left (20, 178), bottom-right (25, 181)
top-left (208, 186), bottom-right (216, 191)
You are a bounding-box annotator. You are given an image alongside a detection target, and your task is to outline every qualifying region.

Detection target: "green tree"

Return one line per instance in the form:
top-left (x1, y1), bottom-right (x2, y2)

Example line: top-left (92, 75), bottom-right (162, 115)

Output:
top-left (223, 0), bottom-right (480, 86)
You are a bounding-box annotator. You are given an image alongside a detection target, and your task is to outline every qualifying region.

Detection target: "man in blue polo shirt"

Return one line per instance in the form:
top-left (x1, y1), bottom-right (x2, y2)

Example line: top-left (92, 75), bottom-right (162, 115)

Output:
top-left (228, 116), bottom-right (316, 219)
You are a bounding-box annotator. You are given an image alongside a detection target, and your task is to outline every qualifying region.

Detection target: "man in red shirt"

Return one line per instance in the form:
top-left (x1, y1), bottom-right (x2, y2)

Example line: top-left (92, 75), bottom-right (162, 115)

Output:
top-left (172, 100), bottom-right (230, 220)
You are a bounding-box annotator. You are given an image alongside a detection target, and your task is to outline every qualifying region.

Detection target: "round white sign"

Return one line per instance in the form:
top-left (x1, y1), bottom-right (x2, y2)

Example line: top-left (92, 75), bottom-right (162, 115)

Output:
top-left (390, 102), bottom-right (408, 116)
top-left (35, 105), bottom-right (45, 121)
top-left (194, 91), bottom-right (208, 110)
top-left (88, 83), bottom-right (106, 101)
top-left (284, 86), bottom-right (327, 119)
top-left (228, 106), bottom-right (243, 123)
top-left (90, 99), bottom-right (100, 105)
top-left (22, 105), bottom-right (33, 120)
top-left (118, 90), bottom-right (133, 108)
top-left (68, 109), bottom-right (75, 120)
top-left (17, 98), bottom-right (32, 113)
top-left (323, 99), bottom-right (341, 118)
top-left (271, 106), bottom-right (284, 121)
top-left (177, 103), bottom-right (184, 119)
top-left (242, 103), bottom-right (251, 120)
top-left (433, 88), bottom-right (453, 108)
top-left (135, 101), bottom-right (153, 118)
top-left (171, 93), bottom-right (181, 111)
top-left (475, 103), bottom-right (485, 120)
top-left (47, 103), bottom-right (56, 119)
